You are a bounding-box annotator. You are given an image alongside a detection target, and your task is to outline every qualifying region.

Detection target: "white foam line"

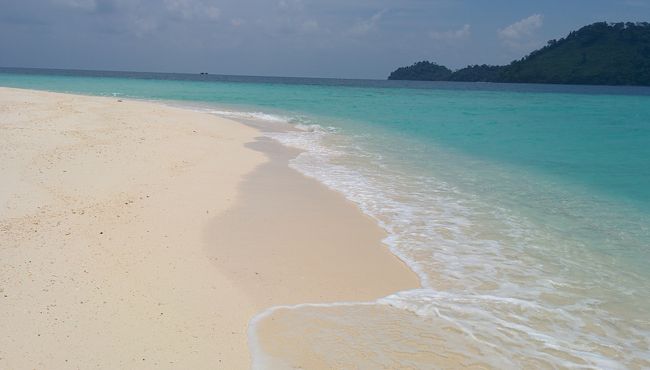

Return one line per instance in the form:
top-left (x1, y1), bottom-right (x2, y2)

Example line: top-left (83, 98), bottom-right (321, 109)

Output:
top-left (208, 109), bottom-right (291, 123)
top-left (279, 149), bottom-right (435, 289)
top-left (248, 301), bottom-right (379, 370)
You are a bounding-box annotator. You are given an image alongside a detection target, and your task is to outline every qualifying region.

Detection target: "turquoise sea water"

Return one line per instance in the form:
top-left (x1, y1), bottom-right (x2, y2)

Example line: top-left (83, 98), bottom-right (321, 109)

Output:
top-left (1, 69), bottom-right (649, 368)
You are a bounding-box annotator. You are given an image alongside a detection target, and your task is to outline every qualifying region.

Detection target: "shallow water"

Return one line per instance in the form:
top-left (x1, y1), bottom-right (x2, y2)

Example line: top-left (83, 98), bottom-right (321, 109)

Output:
top-left (1, 68), bottom-right (649, 368)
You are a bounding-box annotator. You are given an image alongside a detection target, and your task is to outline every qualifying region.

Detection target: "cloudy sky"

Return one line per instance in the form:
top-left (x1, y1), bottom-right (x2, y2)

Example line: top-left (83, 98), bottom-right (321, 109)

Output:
top-left (1, 0), bottom-right (649, 78)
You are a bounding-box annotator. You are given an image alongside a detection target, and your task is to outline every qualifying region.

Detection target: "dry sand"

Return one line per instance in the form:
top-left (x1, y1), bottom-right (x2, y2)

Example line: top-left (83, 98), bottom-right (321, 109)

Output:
top-left (0, 87), bottom-right (418, 369)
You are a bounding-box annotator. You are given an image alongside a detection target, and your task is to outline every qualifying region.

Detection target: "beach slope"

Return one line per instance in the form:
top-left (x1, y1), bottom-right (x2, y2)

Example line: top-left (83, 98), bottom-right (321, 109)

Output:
top-left (0, 87), bottom-right (266, 368)
top-left (0, 87), bottom-right (418, 369)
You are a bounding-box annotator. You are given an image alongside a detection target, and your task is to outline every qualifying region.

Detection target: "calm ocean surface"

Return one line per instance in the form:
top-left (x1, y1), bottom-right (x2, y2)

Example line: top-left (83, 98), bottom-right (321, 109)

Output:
top-left (1, 68), bottom-right (649, 368)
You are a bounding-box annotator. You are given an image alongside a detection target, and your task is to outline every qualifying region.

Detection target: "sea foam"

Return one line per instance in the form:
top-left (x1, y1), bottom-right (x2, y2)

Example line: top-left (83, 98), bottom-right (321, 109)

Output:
top-left (210, 108), bottom-right (650, 369)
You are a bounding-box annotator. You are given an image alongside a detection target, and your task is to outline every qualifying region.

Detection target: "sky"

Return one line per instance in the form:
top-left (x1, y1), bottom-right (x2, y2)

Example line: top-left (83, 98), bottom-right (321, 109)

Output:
top-left (1, 0), bottom-right (650, 79)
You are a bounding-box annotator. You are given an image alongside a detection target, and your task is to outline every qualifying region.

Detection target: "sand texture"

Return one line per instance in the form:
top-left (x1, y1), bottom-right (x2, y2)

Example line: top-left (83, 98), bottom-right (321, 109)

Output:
top-left (0, 87), bottom-right (418, 369)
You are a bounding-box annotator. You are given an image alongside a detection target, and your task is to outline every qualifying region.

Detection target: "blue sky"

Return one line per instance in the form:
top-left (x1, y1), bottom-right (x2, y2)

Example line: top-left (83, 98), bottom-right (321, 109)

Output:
top-left (1, 0), bottom-right (649, 78)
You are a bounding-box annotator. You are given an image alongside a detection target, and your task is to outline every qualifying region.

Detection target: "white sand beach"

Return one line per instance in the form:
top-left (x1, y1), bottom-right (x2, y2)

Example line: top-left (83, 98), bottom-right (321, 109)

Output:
top-left (0, 87), bottom-right (418, 369)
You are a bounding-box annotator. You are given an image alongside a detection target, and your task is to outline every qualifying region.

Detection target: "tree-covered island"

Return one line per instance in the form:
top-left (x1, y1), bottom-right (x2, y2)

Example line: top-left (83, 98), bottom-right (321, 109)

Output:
top-left (388, 22), bottom-right (650, 86)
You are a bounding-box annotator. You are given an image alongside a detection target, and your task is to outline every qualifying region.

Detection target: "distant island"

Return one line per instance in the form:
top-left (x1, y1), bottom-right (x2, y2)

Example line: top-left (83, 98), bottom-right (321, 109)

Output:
top-left (388, 22), bottom-right (650, 86)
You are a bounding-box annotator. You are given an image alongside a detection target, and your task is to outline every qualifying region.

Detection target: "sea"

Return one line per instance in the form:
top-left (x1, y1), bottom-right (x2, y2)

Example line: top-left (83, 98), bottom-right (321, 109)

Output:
top-left (1, 68), bottom-right (648, 369)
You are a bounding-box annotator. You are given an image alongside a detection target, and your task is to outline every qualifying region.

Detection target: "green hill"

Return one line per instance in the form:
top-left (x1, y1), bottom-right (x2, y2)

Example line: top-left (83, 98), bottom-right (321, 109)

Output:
top-left (388, 22), bottom-right (650, 86)
top-left (388, 61), bottom-right (453, 81)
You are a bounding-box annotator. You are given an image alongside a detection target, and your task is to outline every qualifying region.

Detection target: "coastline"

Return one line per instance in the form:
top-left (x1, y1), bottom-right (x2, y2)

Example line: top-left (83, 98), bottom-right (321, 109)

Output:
top-left (0, 87), bottom-right (418, 369)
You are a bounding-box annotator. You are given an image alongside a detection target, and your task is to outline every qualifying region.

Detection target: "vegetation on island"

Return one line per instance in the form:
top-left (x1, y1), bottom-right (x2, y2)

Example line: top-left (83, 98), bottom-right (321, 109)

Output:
top-left (388, 22), bottom-right (650, 86)
top-left (388, 61), bottom-right (453, 81)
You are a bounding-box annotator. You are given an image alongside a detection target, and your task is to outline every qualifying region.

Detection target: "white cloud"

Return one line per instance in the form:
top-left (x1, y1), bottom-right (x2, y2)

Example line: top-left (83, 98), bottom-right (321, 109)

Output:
top-left (129, 15), bottom-right (158, 38)
top-left (204, 6), bottom-right (221, 21)
top-left (349, 10), bottom-right (385, 36)
top-left (429, 24), bottom-right (471, 41)
top-left (164, 0), bottom-right (220, 22)
top-left (498, 14), bottom-right (543, 41)
top-left (301, 20), bottom-right (319, 33)
top-left (278, 0), bottom-right (304, 11)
